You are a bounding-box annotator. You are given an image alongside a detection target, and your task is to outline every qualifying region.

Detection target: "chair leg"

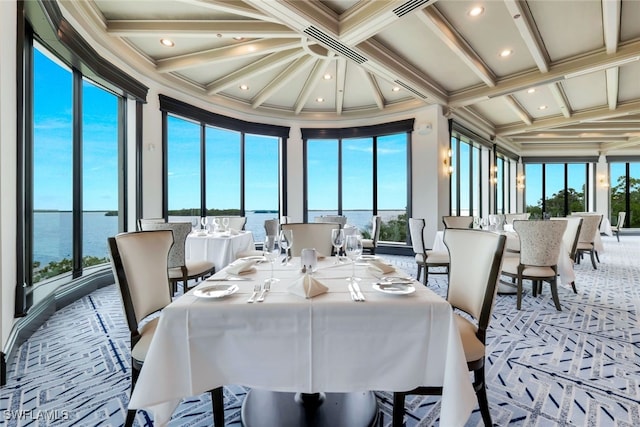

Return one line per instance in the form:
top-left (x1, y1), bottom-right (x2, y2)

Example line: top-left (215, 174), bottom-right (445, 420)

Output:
top-left (590, 250), bottom-right (597, 270)
top-left (532, 280), bottom-right (538, 297)
top-left (570, 281), bottom-right (577, 294)
top-left (125, 409), bottom-right (136, 427)
top-left (126, 364), bottom-right (140, 427)
top-left (416, 264), bottom-right (423, 282)
top-left (550, 278), bottom-right (561, 311)
top-left (616, 230), bottom-right (620, 242)
top-left (595, 251), bottom-right (600, 263)
top-left (474, 366), bottom-right (492, 427)
top-left (516, 276), bottom-right (523, 310)
top-left (211, 387), bottom-right (225, 426)
top-left (392, 392), bottom-right (405, 427)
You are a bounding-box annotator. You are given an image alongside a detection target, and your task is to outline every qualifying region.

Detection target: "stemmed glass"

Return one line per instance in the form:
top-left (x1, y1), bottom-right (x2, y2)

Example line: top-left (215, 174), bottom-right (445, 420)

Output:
top-left (263, 235), bottom-right (280, 284)
top-left (200, 217), bottom-right (208, 233)
top-left (279, 229), bottom-right (293, 266)
top-left (222, 217), bottom-right (230, 232)
top-left (345, 235), bottom-right (362, 283)
top-left (191, 218), bottom-right (199, 233)
top-left (331, 228), bottom-right (345, 264)
top-left (213, 217), bottom-right (221, 233)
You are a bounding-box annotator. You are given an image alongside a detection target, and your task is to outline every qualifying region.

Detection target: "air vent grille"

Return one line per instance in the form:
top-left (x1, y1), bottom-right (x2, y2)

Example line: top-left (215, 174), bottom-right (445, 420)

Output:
top-left (394, 80), bottom-right (427, 99)
top-left (393, 0), bottom-right (432, 17)
top-left (304, 26), bottom-right (368, 64)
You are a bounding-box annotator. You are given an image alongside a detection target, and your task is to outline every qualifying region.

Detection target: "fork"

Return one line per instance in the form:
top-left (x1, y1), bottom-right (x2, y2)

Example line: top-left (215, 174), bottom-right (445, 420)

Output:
top-left (247, 284), bottom-right (261, 303)
top-left (256, 281), bottom-right (271, 302)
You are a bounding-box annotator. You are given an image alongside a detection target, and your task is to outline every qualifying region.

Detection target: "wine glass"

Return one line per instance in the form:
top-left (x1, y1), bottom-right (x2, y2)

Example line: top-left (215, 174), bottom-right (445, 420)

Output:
top-left (331, 228), bottom-right (345, 264)
top-left (279, 229), bottom-right (293, 266)
top-left (263, 235), bottom-right (280, 284)
top-left (345, 235), bottom-right (362, 283)
top-left (191, 217), bottom-right (199, 233)
top-left (200, 217), bottom-right (208, 232)
top-left (222, 217), bottom-right (230, 232)
top-left (213, 217), bottom-right (221, 232)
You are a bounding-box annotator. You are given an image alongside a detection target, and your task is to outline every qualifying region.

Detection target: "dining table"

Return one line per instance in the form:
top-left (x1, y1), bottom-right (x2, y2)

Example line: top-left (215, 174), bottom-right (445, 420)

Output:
top-left (185, 230), bottom-right (255, 270)
top-left (128, 255), bottom-right (477, 427)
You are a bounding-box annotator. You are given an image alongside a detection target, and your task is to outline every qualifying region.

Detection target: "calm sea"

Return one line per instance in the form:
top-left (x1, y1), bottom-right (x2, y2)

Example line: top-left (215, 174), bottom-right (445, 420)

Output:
top-left (34, 210), bottom-right (404, 265)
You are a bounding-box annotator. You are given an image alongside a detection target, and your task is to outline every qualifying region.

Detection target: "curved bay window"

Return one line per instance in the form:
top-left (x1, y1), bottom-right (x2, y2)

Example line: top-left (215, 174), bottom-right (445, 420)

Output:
top-left (302, 120), bottom-right (412, 244)
top-left (608, 158), bottom-right (640, 228)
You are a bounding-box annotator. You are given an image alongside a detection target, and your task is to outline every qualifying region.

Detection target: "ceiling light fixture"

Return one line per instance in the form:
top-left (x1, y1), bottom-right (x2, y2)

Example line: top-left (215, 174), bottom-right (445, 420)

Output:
top-left (392, 86), bottom-right (400, 92)
top-left (527, 88), bottom-right (536, 94)
top-left (538, 105), bottom-right (547, 110)
top-left (239, 84), bottom-right (249, 90)
top-left (499, 49), bottom-right (512, 57)
top-left (323, 74), bottom-right (332, 80)
top-left (234, 36), bottom-right (244, 41)
top-left (160, 38), bottom-right (174, 47)
top-left (468, 6), bottom-right (484, 17)
top-left (316, 97), bottom-right (324, 103)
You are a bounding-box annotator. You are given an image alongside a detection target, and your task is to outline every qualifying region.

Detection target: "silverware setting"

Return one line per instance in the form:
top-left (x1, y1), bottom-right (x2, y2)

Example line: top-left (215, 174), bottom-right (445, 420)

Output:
top-left (256, 281), bottom-right (271, 302)
top-left (247, 284), bottom-right (261, 303)
top-left (348, 282), bottom-right (365, 302)
top-left (207, 276), bottom-right (251, 282)
top-left (352, 281), bottom-right (366, 301)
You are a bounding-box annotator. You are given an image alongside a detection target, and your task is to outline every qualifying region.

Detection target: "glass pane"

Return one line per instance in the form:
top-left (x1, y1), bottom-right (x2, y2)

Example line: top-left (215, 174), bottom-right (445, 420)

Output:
top-left (377, 134), bottom-right (408, 243)
top-left (82, 79), bottom-right (119, 267)
top-left (459, 142), bottom-right (471, 216)
top-left (342, 137), bottom-right (373, 234)
top-left (471, 147), bottom-right (480, 217)
top-left (567, 163), bottom-right (586, 214)
top-left (496, 158), bottom-right (504, 214)
top-left (32, 46), bottom-right (73, 283)
top-left (610, 162), bottom-right (626, 225)
top-left (307, 139), bottom-right (338, 218)
top-left (206, 126), bottom-right (241, 215)
top-left (525, 164), bottom-right (543, 218)
top-left (245, 134), bottom-right (279, 242)
top-left (544, 163), bottom-right (565, 217)
top-left (168, 115), bottom-right (201, 224)
top-left (450, 138), bottom-right (457, 214)
top-left (630, 163), bottom-right (640, 228)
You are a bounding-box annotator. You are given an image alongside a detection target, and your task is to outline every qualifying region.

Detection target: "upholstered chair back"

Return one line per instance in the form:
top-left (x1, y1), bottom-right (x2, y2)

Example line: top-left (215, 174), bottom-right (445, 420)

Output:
top-left (109, 230), bottom-right (173, 329)
top-left (616, 212), bottom-right (626, 229)
top-left (137, 217), bottom-right (165, 231)
top-left (513, 220), bottom-right (567, 267)
top-left (551, 217), bottom-right (582, 259)
top-left (281, 222), bottom-right (339, 257)
top-left (574, 214), bottom-right (601, 244)
top-left (139, 222), bottom-right (191, 270)
top-left (371, 215), bottom-right (382, 243)
top-left (264, 218), bottom-right (280, 236)
top-left (443, 229), bottom-right (505, 327)
top-left (504, 213), bottom-right (528, 225)
top-left (408, 218), bottom-right (427, 255)
top-left (442, 215), bottom-right (474, 229)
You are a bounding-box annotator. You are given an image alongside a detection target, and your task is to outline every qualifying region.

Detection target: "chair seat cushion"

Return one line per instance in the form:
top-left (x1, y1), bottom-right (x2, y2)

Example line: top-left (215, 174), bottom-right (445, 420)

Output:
top-left (454, 314), bottom-right (484, 362)
top-left (361, 238), bottom-right (374, 248)
top-left (576, 242), bottom-right (594, 251)
top-left (131, 316), bottom-right (159, 363)
top-left (168, 260), bottom-right (216, 279)
top-left (501, 257), bottom-right (556, 278)
top-left (415, 251), bottom-right (449, 264)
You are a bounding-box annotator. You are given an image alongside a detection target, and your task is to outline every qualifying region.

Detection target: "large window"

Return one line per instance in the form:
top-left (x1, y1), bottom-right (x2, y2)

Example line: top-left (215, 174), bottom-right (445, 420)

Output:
top-left (162, 97), bottom-right (287, 243)
top-left (610, 161), bottom-right (640, 228)
top-left (303, 121), bottom-right (411, 244)
top-left (524, 161), bottom-right (590, 218)
top-left (450, 131), bottom-right (484, 217)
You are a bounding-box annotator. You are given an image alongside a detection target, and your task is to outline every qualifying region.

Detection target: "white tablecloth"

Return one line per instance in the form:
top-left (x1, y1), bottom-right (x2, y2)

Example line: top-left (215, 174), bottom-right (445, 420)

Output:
top-left (129, 258), bottom-right (476, 426)
top-left (185, 231), bottom-right (254, 269)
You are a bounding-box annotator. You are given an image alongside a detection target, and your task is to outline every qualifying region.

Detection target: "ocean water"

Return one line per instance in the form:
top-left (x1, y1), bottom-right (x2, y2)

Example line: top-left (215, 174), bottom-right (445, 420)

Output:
top-left (33, 210), bottom-right (405, 266)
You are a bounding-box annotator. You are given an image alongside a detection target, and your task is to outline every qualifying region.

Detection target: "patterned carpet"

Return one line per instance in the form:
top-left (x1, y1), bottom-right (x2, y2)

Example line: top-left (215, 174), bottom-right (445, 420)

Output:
top-left (1, 235), bottom-right (639, 426)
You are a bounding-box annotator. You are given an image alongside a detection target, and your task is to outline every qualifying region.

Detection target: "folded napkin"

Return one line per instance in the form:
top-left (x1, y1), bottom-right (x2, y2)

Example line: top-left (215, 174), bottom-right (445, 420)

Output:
top-left (228, 228), bottom-right (240, 235)
top-left (368, 259), bottom-right (396, 275)
top-left (288, 274), bottom-right (328, 299)
top-left (226, 258), bottom-right (257, 275)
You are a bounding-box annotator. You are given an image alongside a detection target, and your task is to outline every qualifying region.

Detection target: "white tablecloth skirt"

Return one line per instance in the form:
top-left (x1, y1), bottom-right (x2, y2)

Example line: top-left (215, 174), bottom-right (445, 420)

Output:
top-left (185, 231), bottom-right (254, 269)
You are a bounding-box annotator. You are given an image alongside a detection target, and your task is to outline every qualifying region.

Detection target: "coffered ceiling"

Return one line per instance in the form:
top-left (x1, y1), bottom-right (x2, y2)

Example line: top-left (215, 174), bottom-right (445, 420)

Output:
top-left (58, 0), bottom-right (640, 154)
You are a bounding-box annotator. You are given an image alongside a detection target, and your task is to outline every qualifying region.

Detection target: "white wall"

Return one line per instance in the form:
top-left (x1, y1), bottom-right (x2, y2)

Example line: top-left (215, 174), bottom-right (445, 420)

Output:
top-left (1, 0), bottom-right (18, 349)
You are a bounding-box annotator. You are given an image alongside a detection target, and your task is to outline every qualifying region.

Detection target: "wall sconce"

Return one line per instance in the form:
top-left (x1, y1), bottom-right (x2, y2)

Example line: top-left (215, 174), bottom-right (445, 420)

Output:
top-left (599, 175), bottom-right (609, 188)
top-left (516, 174), bottom-right (525, 190)
top-left (491, 165), bottom-right (498, 185)
top-left (444, 149), bottom-right (453, 174)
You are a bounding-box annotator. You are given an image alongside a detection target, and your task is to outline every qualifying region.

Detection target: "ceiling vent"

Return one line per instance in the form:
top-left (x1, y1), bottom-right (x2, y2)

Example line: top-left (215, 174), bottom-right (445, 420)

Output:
top-left (393, 0), bottom-right (433, 17)
top-left (304, 26), bottom-right (368, 64)
top-left (394, 80), bottom-right (428, 99)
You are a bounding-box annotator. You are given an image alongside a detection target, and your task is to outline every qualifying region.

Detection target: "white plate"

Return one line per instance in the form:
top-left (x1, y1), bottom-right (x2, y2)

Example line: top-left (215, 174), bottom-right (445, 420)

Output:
top-left (194, 284), bottom-right (239, 299)
top-left (372, 282), bottom-right (415, 295)
top-left (240, 256), bottom-right (266, 262)
top-left (358, 255), bottom-right (379, 261)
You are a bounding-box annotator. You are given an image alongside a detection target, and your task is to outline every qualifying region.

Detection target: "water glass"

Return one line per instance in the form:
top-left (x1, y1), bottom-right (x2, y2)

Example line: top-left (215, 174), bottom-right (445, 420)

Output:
top-left (263, 235), bottom-right (280, 284)
top-left (331, 228), bottom-right (345, 264)
top-left (279, 229), bottom-right (293, 265)
top-left (345, 235), bottom-right (362, 283)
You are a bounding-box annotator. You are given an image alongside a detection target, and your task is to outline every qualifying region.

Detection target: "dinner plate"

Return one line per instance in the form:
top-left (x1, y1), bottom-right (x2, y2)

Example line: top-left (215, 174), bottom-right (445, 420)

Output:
top-left (194, 284), bottom-right (239, 299)
top-left (240, 255), bottom-right (266, 262)
top-left (372, 282), bottom-right (415, 295)
top-left (358, 255), bottom-right (379, 261)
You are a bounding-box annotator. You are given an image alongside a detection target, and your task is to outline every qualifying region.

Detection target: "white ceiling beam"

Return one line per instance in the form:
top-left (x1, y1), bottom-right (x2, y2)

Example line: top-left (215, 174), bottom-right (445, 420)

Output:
top-left (244, 0), bottom-right (339, 36)
top-left (363, 70), bottom-right (385, 110)
top-left (416, 7), bottom-right (495, 87)
top-left (206, 48), bottom-right (304, 94)
top-left (251, 55), bottom-right (315, 108)
top-left (107, 20), bottom-right (298, 38)
top-left (294, 57), bottom-right (335, 114)
top-left (450, 40), bottom-right (640, 107)
top-left (528, 122), bottom-right (640, 132)
top-left (606, 67), bottom-right (619, 110)
top-left (503, 0), bottom-right (549, 72)
top-left (600, 136), bottom-right (640, 151)
top-left (156, 38), bottom-right (301, 72)
top-left (512, 136), bottom-right (628, 143)
top-left (339, 0), bottom-right (414, 45)
top-left (602, 0), bottom-right (621, 54)
top-left (335, 58), bottom-right (347, 115)
top-left (496, 99), bottom-right (640, 135)
top-left (504, 96), bottom-right (532, 125)
top-left (176, 0), bottom-right (273, 22)
top-left (548, 83), bottom-right (571, 118)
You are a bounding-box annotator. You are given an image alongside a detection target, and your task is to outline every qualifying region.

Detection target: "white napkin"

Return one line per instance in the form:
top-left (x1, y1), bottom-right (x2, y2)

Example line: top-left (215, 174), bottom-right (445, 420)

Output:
top-left (368, 259), bottom-right (396, 275)
top-left (226, 258), bottom-right (257, 275)
top-left (288, 274), bottom-right (328, 299)
top-left (228, 228), bottom-right (240, 235)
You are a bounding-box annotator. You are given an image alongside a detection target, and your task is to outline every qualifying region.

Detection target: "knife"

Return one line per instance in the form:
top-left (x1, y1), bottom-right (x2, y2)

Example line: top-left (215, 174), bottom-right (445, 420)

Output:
top-left (347, 283), bottom-right (358, 301)
top-left (352, 282), bottom-right (365, 301)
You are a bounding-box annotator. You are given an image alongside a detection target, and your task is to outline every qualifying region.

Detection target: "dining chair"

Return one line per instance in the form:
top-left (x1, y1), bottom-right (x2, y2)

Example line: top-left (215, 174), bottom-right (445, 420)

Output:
top-left (504, 213), bottom-right (529, 225)
top-left (137, 217), bottom-right (165, 231)
top-left (501, 220), bottom-right (567, 311)
top-left (612, 211), bottom-right (626, 242)
top-left (551, 216), bottom-right (582, 293)
top-left (408, 218), bottom-right (449, 286)
top-left (314, 215), bottom-right (347, 227)
top-left (281, 222), bottom-right (339, 257)
top-left (442, 215), bottom-right (474, 229)
top-left (236, 218), bottom-right (280, 259)
top-left (392, 229), bottom-right (506, 427)
top-left (361, 215), bottom-right (382, 254)
top-left (108, 230), bottom-right (225, 427)
top-left (139, 221), bottom-right (216, 294)
top-left (573, 214), bottom-right (602, 269)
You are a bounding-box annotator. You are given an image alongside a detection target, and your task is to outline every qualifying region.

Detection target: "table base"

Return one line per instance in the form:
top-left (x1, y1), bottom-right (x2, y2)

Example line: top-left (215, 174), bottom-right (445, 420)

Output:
top-left (241, 390), bottom-right (378, 427)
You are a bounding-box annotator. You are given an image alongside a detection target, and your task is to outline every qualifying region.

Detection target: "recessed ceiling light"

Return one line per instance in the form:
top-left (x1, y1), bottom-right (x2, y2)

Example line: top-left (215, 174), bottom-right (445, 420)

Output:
top-left (392, 86), bottom-right (400, 92)
top-left (160, 38), bottom-right (174, 47)
top-left (538, 105), bottom-right (547, 110)
top-left (527, 88), bottom-right (536, 94)
top-left (468, 6), bottom-right (484, 17)
top-left (316, 97), bottom-right (324, 103)
top-left (234, 36), bottom-right (244, 41)
top-left (239, 84), bottom-right (249, 91)
top-left (499, 49), bottom-right (512, 57)
top-left (323, 74), bottom-right (332, 80)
